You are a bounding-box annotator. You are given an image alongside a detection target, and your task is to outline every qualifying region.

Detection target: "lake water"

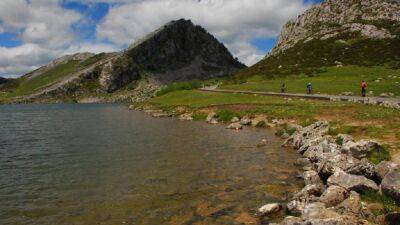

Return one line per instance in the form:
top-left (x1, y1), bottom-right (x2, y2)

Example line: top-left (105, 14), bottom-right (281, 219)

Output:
top-left (0, 104), bottom-right (302, 225)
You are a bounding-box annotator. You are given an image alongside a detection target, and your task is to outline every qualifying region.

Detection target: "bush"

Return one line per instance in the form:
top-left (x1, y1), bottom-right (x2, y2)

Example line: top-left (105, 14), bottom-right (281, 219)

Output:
top-left (217, 109), bottom-right (237, 122)
top-left (156, 80), bottom-right (202, 96)
top-left (361, 190), bottom-right (400, 214)
top-left (367, 145), bottom-right (391, 165)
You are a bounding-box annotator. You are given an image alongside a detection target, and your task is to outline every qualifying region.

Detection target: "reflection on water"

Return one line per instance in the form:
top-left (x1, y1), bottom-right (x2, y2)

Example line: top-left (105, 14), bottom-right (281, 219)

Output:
top-left (0, 104), bottom-right (302, 225)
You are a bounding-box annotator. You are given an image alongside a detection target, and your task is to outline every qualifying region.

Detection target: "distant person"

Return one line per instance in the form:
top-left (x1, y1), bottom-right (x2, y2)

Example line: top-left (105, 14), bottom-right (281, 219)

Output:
top-left (361, 80), bottom-right (367, 97)
top-left (307, 83), bottom-right (313, 94)
top-left (281, 83), bottom-right (286, 93)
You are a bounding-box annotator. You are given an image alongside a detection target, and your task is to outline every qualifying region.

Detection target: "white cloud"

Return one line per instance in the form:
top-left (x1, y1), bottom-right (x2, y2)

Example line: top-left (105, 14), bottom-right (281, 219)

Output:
top-left (0, 0), bottom-right (316, 77)
top-left (96, 0), bottom-right (312, 65)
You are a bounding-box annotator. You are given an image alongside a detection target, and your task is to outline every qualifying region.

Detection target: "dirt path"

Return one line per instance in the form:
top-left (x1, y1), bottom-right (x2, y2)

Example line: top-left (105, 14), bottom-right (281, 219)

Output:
top-left (199, 87), bottom-right (400, 106)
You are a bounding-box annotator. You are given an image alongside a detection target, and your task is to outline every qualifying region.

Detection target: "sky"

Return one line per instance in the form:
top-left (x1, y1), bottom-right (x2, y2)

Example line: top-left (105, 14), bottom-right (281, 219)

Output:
top-left (0, 0), bottom-right (323, 78)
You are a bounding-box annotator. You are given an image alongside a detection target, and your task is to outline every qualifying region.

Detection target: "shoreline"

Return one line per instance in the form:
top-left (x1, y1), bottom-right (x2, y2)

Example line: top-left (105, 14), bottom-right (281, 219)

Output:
top-left (133, 105), bottom-right (400, 225)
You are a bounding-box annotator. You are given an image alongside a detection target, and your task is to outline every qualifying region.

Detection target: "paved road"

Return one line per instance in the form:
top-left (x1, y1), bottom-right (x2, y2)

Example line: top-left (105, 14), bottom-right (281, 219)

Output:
top-left (199, 87), bottom-right (400, 105)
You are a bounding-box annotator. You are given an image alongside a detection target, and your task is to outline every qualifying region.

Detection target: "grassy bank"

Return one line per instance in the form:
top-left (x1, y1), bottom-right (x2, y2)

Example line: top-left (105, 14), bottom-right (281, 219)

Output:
top-left (222, 66), bottom-right (400, 96)
top-left (144, 90), bottom-right (400, 163)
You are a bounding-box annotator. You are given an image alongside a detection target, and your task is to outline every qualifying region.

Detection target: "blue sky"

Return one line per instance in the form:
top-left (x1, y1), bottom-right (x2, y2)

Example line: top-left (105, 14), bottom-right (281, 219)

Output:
top-left (0, 0), bottom-right (322, 77)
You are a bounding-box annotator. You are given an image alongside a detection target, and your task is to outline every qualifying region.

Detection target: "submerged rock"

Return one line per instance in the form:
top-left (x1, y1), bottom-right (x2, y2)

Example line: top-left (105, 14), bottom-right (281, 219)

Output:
top-left (258, 203), bottom-right (282, 215)
top-left (226, 123), bottom-right (243, 130)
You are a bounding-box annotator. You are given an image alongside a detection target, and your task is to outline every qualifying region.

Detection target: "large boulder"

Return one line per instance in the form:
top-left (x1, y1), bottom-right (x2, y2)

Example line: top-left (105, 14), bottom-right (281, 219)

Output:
top-left (319, 185), bottom-right (349, 207)
top-left (381, 167), bottom-right (400, 204)
top-left (239, 116), bottom-right (252, 125)
top-left (206, 112), bottom-right (218, 124)
top-left (317, 154), bottom-right (376, 179)
top-left (334, 191), bottom-right (363, 216)
top-left (375, 161), bottom-right (398, 181)
top-left (341, 140), bottom-right (385, 159)
top-left (303, 170), bottom-right (324, 191)
top-left (285, 121), bottom-right (330, 149)
top-left (327, 169), bottom-right (378, 192)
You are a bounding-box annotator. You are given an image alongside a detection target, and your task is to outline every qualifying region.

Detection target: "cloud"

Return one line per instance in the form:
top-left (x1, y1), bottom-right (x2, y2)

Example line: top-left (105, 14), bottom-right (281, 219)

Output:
top-left (96, 0), bottom-right (312, 65)
top-left (0, 0), bottom-right (316, 77)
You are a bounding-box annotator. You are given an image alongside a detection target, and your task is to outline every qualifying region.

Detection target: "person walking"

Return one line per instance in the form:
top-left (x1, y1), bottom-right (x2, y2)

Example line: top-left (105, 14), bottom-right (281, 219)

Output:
top-left (361, 80), bottom-right (367, 97)
top-left (281, 83), bottom-right (286, 93)
top-left (307, 83), bottom-right (313, 94)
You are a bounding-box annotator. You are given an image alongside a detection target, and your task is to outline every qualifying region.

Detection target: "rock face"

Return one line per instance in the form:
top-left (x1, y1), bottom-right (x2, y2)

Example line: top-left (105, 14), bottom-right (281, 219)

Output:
top-left (0, 77), bottom-right (9, 85)
top-left (124, 19), bottom-right (245, 83)
top-left (237, 0), bottom-right (400, 79)
top-left (271, 0), bottom-right (400, 55)
top-left (100, 19), bottom-right (245, 92)
top-left (381, 167), bottom-right (400, 204)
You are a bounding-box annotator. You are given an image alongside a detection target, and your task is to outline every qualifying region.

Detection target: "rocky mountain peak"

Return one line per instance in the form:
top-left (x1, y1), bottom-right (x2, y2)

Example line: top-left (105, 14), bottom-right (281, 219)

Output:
top-left (270, 0), bottom-right (400, 55)
top-left (100, 18), bottom-right (245, 92)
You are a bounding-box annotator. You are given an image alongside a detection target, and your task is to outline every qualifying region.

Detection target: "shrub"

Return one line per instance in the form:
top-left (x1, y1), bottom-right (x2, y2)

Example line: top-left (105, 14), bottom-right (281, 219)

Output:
top-left (217, 109), bottom-right (237, 122)
top-left (156, 80), bottom-right (201, 96)
top-left (361, 190), bottom-right (400, 214)
top-left (367, 145), bottom-right (391, 165)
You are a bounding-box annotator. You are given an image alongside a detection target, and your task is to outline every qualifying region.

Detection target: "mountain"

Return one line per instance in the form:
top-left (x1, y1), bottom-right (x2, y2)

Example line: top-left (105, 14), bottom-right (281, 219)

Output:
top-left (236, 0), bottom-right (400, 79)
top-left (2, 19), bottom-right (244, 102)
top-left (0, 77), bottom-right (9, 85)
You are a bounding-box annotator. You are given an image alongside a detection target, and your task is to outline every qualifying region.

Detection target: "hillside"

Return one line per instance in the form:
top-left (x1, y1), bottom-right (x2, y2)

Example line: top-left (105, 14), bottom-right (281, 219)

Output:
top-left (0, 19), bottom-right (244, 103)
top-left (235, 0), bottom-right (400, 80)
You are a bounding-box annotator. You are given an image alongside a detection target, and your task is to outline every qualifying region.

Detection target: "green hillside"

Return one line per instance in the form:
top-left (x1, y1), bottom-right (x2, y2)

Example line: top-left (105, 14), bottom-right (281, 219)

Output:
top-left (223, 65), bottom-right (400, 96)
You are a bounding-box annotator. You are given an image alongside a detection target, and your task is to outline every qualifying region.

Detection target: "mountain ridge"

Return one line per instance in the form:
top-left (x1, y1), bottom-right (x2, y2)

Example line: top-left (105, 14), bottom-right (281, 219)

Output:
top-left (235, 0), bottom-right (400, 80)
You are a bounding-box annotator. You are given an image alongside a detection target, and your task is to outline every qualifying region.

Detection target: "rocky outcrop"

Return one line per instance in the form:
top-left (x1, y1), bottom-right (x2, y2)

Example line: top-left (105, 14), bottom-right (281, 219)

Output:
top-left (271, 0), bottom-right (400, 55)
top-left (264, 121), bottom-right (397, 225)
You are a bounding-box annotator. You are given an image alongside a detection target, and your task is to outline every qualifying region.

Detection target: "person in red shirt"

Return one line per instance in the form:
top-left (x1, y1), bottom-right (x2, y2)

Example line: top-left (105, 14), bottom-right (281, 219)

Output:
top-left (361, 80), bottom-right (367, 97)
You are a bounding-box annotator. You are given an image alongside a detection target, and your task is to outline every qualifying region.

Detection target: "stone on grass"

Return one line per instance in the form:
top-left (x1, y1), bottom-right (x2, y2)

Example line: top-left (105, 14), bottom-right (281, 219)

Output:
top-left (206, 112), bottom-right (218, 123)
top-left (375, 161), bottom-right (398, 180)
top-left (341, 140), bottom-right (384, 159)
top-left (240, 116), bottom-right (252, 125)
top-left (381, 167), bottom-right (400, 204)
top-left (231, 117), bottom-right (240, 123)
top-left (327, 169), bottom-right (378, 192)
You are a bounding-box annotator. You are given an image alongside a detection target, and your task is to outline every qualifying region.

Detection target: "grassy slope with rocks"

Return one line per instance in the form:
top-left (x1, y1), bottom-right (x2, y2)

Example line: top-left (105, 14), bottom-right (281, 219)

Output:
top-left (222, 65), bottom-right (400, 96)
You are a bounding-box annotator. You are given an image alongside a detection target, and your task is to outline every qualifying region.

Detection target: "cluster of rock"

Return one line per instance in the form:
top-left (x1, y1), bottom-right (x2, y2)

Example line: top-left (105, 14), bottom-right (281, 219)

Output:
top-left (330, 97), bottom-right (400, 110)
top-left (271, 0), bottom-right (400, 56)
top-left (258, 121), bottom-right (400, 225)
top-left (205, 113), bottom-right (300, 134)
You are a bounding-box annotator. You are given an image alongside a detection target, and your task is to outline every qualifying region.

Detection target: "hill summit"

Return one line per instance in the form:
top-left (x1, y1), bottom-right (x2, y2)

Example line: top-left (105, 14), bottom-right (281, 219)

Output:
top-left (236, 0), bottom-right (400, 79)
top-left (2, 19), bottom-right (244, 102)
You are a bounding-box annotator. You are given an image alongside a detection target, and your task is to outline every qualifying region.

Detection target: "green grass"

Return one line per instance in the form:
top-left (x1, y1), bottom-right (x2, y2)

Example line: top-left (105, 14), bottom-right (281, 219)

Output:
top-left (222, 66), bottom-right (400, 96)
top-left (367, 146), bottom-right (391, 165)
top-left (156, 80), bottom-right (202, 96)
top-left (361, 190), bottom-right (400, 214)
top-left (6, 60), bottom-right (81, 97)
top-left (217, 109), bottom-right (237, 122)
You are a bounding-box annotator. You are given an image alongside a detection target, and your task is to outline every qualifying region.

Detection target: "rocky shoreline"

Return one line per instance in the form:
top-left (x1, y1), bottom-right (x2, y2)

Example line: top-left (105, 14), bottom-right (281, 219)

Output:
top-left (131, 105), bottom-right (399, 225)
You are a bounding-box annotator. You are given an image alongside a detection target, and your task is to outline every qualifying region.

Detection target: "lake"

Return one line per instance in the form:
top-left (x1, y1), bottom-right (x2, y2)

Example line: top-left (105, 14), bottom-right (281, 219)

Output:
top-left (0, 104), bottom-right (301, 225)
